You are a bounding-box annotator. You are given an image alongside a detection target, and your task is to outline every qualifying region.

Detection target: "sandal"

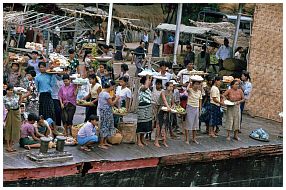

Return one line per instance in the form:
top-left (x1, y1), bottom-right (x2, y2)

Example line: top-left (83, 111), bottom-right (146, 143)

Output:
top-left (98, 145), bottom-right (108, 150)
top-left (80, 146), bottom-right (91, 152)
top-left (6, 148), bottom-right (13, 152)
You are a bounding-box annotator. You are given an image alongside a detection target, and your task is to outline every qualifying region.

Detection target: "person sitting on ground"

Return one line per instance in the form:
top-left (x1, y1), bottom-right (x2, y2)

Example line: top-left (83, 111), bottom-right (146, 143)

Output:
top-left (34, 115), bottom-right (53, 139)
top-left (77, 114), bottom-right (99, 151)
top-left (19, 113), bottom-right (41, 150)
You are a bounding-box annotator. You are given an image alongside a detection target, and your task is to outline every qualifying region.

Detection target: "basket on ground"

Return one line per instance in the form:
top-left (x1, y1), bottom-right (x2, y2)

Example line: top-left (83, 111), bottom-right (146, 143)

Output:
top-left (107, 129), bottom-right (123, 145)
top-left (117, 122), bottom-right (137, 143)
top-left (72, 123), bottom-right (85, 139)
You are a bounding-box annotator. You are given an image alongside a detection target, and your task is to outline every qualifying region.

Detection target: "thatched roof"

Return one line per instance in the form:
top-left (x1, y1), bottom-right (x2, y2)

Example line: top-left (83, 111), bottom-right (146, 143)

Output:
top-left (113, 4), bottom-right (165, 29)
top-left (189, 19), bottom-right (250, 48)
top-left (156, 23), bottom-right (211, 35)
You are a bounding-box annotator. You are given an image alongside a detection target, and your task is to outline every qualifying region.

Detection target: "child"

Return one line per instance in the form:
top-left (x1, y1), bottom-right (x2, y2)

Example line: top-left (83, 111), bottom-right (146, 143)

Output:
top-left (185, 77), bottom-right (203, 144)
top-left (34, 115), bottom-right (53, 139)
top-left (19, 113), bottom-right (41, 150)
top-left (20, 103), bottom-right (28, 124)
top-left (154, 82), bottom-right (174, 147)
top-left (170, 80), bottom-right (180, 136)
top-left (98, 81), bottom-right (120, 149)
top-left (147, 79), bottom-right (163, 140)
top-left (8, 62), bottom-right (21, 87)
top-left (77, 114), bottom-right (99, 151)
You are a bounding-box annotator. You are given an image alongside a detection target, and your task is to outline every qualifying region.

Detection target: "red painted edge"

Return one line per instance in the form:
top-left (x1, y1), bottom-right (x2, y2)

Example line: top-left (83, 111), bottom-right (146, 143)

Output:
top-left (3, 158), bottom-right (159, 182)
top-left (4, 164), bottom-right (80, 182)
top-left (88, 158), bottom-right (159, 173)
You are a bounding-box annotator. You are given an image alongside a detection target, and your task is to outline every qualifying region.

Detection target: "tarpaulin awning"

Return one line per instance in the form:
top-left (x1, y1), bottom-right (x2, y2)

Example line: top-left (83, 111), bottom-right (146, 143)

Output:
top-left (156, 23), bottom-right (212, 35)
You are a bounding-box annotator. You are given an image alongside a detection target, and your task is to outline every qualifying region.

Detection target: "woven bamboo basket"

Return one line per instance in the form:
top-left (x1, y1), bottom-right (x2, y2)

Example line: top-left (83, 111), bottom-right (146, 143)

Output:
top-left (107, 129), bottom-right (123, 145)
top-left (117, 122), bottom-right (137, 143)
top-left (72, 123), bottom-right (85, 139)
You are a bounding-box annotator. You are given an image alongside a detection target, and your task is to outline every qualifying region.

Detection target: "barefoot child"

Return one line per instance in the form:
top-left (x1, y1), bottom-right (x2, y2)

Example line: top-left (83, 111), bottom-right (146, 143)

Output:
top-left (77, 114), bottom-right (99, 151)
top-left (185, 76), bottom-right (203, 144)
top-left (19, 113), bottom-right (41, 150)
top-left (98, 81), bottom-right (120, 149)
top-left (154, 82), bottom-right (174, 147)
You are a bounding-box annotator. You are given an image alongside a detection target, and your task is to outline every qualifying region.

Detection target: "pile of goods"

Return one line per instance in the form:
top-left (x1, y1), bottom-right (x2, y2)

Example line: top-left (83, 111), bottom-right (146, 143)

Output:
top-left (82, 43), bottom-right (97, 49)
top-left (222, 76), bottom-right (234, 83)
top-left (8, 53), bottom-right (28, 63)
top-left (65, 136), bottom-right (77, 145)
top-left (112, 107), bottom-right (128, 115)
top-left (49, 53), bottom-right (69, 67)
top-left (249, 128), bottom-right (270, 142)
top-left (189, 71), bottom-right (206, 75)
top-left (76, 100), bottom-right (94, 106)
top-left (14, 87), bottom-right (27, 94)
top-left (46, 67), bottom-right (63, 73)
top-left (161, 106), bottom-right (177, 113)
top-left (25, 42), bottom-right (43, 51)
top-left (174, 105), bottom-right (187, 115)
top-left (72, 78), bottom-right (88, 85)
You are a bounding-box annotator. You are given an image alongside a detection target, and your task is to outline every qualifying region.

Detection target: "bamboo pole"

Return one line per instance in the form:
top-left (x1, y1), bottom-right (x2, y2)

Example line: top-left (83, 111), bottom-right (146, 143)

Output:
top-left (173, 3), bottom-right (183, 66)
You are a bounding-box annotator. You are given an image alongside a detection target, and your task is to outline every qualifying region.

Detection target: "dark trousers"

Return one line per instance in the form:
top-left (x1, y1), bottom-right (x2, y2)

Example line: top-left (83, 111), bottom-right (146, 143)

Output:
top-left (62, 103), bottom-right (76, 126)
top-left (115, 46), bottom-right (123, 60)
top-left (240, 101), bottom-right (245, 128)
top-left (218, 59), bottom-right (224, 71)
top-left (53, 99), bottom-right (62, 126)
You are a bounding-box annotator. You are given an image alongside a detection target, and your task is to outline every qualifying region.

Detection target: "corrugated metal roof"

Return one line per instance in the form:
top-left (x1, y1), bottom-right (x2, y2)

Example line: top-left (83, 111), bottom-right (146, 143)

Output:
top-left (156, 23), bottom-right (212, 35)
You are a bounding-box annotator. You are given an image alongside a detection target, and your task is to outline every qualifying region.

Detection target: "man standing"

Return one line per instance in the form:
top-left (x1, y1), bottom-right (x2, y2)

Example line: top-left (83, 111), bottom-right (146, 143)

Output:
top-left (177, 62), bottom-right (197, 84)
top-left (142, 31), bottom-right (149, 53)
top-left (216, 38), bottom-right (232, 71)
top-left (114, 28), bottom-right (126, 60)
top-left (184, 45), bottom-right (195, 68)
top-left (134, 41), bottom-right (146, 76)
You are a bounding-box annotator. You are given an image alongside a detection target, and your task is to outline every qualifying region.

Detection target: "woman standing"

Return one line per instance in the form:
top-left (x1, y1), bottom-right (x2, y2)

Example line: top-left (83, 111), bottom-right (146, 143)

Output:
top-left (35, 62), bottom-right (56, 121)
top-left (240, 71), bottom-right (252, 131)
top-left (4, 84), bottom-right (22, 152)
top-left (136, 75), bottom-right (153, 147)
top-left (185, 79), bottom-right (203, 144)
top-left (196, 44), bottom-right (210, 72)
top-left (82, 74), bottom-right (102, 122)
top-left (98, 81), bottom-right (120, 149)
top-left (223, 80), bottom-right (245, 141)
top-left (154, 82), bottom-right (174, 148)
top-left (58, 74), bottom-right (78, 136)
top-left (114, 76), bottom-right (131, 128)
top-left (152, 31), bottom-right (161, 57)
top-left (209, 76), bottom-right (223, 138)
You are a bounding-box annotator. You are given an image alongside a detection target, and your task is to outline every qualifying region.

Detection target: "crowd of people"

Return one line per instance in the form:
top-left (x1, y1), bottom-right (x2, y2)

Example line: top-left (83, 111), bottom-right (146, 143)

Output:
top-left (3, 28), bottom-right (252, 153)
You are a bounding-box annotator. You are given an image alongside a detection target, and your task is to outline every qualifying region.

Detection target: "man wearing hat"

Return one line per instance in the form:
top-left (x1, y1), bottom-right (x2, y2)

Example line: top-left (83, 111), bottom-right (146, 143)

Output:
top-left (28, 51), bottom-right (41, 75)
top-left (216, 38), bottom-right (233, 71)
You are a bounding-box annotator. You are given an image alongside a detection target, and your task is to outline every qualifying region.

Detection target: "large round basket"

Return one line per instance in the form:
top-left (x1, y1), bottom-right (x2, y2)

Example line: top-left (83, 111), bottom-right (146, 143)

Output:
top-left (107, 129), bottom-right (123, 145)
top-left (72, 123), bottom-right (85, 139)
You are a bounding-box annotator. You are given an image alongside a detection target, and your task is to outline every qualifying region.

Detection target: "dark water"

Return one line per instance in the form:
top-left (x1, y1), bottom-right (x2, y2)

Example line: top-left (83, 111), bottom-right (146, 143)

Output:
top-left (4, 154), bottom-right (282, 187)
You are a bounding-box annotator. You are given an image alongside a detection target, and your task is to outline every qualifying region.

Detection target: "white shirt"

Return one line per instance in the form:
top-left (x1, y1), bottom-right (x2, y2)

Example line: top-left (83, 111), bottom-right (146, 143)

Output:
top-left (210, 86), bottom-right (221, 106)
top-left (153, 71), bottom-right (173, 88)
top-left (216, 45), bottom-right (232, 60)
top-left (142, 34), bottom-right (148, 42)
top-left (116, 86), bottom-right (132, 104)
top-left (177, 69), bottom-right (197, 84)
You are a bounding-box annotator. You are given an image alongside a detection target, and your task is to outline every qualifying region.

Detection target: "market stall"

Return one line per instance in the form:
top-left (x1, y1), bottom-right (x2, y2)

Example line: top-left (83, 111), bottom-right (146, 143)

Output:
top-left (4, 10), bottom-right (92, 57)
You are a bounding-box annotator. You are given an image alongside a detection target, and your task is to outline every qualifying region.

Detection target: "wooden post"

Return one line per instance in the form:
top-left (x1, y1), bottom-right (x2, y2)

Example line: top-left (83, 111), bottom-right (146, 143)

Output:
top-left (6, 25), bottom-right (11, 51)
top-left (106, 3), bottom-right (113, 46)
top-left (232, 3), bottom-right (243, 57)
top-left (46, 30), bottom-right (50, 57)
top-left (33, 15), bottom-right (40, 42)
top-left (73, 22), bottom-right (78, 50)
top-left (173, 3), bottom-right (183, 66)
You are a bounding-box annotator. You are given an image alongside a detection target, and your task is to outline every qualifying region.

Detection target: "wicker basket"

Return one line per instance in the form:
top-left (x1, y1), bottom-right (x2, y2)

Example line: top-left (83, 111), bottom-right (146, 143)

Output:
top-left (107, 129), bottom-right (123, 145)
top-left (117, 122), bottom-right (137, 144)
top-left (72, 123), bottom-right (85, 139)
